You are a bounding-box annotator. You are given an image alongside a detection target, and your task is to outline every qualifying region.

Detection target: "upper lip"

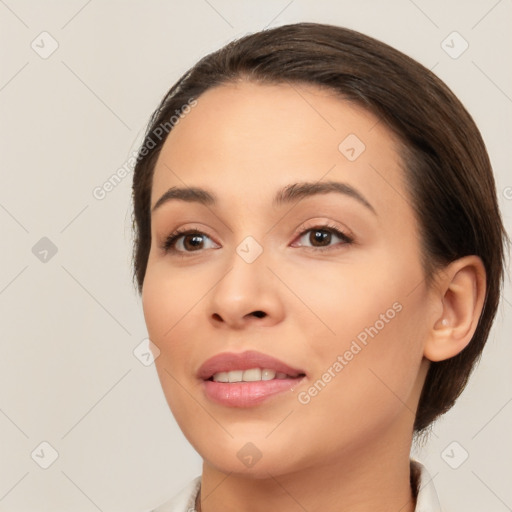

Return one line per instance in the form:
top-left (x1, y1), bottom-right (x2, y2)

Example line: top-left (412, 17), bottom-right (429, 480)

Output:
top-left (197, 350), bottom-right (306, 380)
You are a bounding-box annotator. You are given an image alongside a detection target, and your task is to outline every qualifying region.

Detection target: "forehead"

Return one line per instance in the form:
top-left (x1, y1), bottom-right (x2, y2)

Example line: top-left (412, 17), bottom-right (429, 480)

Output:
top-left (151, 81), bottom-right (409, 219)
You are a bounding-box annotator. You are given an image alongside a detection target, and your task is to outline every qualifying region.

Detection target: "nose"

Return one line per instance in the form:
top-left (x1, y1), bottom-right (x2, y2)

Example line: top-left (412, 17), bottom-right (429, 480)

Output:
top-left (207, 248), bottom-right (285, 330)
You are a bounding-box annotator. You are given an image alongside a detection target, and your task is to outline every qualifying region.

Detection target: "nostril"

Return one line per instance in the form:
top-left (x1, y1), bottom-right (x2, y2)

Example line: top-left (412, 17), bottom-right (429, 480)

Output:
top-left (251, 310), bottom-right (266, 318)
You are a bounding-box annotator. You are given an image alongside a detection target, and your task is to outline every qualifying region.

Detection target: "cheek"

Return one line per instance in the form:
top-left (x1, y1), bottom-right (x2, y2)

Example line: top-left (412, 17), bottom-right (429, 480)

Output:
top-left (141, 262), bottom-right (205, 422)
top-left (301, 285), bottom-right (427, 435)
top-left (142, 257), bottom-right (204, 342)
top-left (292, 253), bottom-right (427, 414)
top-left (276, 253), bottom-right (421, 354)
top-left (290, 318), bottom-right (424, 462)
top-left (141, 260), bottom-right (204, 389)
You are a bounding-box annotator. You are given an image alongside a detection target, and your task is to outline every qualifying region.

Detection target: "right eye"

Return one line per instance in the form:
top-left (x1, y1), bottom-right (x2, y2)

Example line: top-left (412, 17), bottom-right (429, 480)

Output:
top-left (162, 229), bottom-right (220, 254)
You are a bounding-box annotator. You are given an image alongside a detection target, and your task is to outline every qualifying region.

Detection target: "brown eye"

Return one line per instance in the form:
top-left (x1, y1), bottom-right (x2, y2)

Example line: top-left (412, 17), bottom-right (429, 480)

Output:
top-left (309, 229), bottom-right (332, 247)
top-left (182, 234), bottom-right (206, 251)
top-left (163, 230), bottom-right (219, 253)
top-left (293, 225), bottom-right (353, 251)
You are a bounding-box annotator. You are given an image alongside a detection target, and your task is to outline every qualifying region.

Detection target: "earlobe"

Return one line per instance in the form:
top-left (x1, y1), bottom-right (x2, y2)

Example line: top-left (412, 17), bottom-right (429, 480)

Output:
top-left (424, 256), bottom-right (487, 362)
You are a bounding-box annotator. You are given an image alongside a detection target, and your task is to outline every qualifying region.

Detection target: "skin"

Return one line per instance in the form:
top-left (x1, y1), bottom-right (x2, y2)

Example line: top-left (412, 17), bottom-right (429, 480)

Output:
top-left (142, 81), bottom-right (486, 512)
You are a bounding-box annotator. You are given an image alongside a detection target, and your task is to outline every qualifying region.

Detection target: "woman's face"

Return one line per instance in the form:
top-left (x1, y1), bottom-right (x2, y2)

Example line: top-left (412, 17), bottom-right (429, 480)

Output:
top-left (142, 81), bottom-right (435, 476)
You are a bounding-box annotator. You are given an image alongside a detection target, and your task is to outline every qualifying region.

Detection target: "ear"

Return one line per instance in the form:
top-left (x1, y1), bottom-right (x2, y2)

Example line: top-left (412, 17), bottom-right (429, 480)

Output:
top-left (424, 256), bottom-right (487, 362)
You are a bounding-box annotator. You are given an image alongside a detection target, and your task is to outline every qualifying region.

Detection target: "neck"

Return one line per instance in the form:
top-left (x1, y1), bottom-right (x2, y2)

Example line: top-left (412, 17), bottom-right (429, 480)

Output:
top-left (198, 426), bottom-right (417, 512)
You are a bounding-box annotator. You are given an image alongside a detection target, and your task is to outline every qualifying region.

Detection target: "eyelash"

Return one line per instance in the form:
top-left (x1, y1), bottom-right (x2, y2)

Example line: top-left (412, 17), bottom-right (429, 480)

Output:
top-left (294, 222), bottom-right (354, 251)
top-left (161, 227), bottom-right (214, 254)
top-left (160, 223), bottom-right (354, 255)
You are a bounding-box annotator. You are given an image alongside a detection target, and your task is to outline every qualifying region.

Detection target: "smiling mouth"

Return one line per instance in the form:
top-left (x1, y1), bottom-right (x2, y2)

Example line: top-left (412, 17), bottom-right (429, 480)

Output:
top-left (198, 351), bottom-right (307, 407)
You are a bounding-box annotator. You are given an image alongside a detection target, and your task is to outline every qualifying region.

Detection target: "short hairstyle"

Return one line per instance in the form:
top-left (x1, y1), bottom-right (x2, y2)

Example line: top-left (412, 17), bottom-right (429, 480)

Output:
top-left (131, 22), bottom-right (508, 432)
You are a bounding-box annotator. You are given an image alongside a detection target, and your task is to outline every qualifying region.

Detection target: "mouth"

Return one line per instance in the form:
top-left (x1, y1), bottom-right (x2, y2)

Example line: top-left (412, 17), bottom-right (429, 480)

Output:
top-left (210, 368), bottom-right (299, 382)
top-left (198, 351), bottom-right (306, 407)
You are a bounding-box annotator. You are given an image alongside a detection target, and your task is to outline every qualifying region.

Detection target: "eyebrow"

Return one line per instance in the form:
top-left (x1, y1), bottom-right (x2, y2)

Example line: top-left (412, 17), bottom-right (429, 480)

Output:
top-left (151, 180), bottom-right (376, 215)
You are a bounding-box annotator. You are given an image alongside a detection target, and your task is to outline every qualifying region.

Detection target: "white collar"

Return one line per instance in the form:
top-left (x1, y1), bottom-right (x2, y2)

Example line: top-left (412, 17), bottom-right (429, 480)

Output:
top-left (412, 460), bottom-right (442, 512)
top-left (151, 461), bottom-right (441, 512)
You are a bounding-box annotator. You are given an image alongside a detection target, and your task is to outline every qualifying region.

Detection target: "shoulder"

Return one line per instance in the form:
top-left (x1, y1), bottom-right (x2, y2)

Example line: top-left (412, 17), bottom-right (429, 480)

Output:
top-left (412, 460), bottom-right (442, 512)
top-left (149, 477), bottom-right (201, 512)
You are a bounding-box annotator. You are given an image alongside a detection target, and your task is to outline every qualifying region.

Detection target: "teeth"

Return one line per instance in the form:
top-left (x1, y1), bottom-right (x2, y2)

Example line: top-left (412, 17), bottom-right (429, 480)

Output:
top-left (242, 368), bottom-right (261, 382)
top-left (213, 372), bottom-right (229, 383)
top-left (212, 368), bottom-right (283, 383)
top-left (228, 370), bottom-right (243, 383)
top-left (261, 369), bottom-right (276, 381)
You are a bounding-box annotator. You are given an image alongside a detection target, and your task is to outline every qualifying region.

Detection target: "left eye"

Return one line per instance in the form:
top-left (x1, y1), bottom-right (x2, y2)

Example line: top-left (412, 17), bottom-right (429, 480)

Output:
top-left (293, 227), bottom-right (353, 249)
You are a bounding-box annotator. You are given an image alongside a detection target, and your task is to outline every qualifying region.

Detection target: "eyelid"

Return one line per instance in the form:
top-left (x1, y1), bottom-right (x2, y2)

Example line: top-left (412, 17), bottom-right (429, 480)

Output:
top-left (292, 219), bottom-right (355, 244)
top-left (159, 225), bottom-right (220, 254)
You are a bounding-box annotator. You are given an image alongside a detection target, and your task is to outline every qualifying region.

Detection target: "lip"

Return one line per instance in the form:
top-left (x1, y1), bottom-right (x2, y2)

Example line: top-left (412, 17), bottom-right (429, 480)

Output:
top-left (198, 350), bottom-right (306, 407)
top-left (197, 350), bottom-right (305, 380)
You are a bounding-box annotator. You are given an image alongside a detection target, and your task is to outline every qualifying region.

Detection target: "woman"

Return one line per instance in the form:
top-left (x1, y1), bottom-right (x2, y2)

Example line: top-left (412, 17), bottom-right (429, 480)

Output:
top-left (131, 23), bottom-right (507, 512)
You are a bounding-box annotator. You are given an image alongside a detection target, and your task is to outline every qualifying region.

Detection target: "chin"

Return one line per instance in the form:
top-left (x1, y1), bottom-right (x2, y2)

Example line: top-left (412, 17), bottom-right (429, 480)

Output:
top-left (193, 431), bottom-right (311, 479)
top-left (203, 453), bottom-right (297, 480)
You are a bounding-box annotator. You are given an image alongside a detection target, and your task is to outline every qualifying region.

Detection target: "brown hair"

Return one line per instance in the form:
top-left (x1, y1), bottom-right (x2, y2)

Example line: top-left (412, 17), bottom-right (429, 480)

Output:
top-left (131, 22), bottom-right (508, 432)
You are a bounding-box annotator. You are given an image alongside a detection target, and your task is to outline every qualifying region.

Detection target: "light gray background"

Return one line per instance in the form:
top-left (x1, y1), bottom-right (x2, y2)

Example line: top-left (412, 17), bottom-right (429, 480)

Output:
top-left (0, 1), bottom-right (511, 511)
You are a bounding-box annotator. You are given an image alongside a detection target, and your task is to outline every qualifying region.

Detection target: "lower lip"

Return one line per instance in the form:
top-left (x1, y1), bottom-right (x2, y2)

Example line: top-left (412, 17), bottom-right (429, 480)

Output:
top-left (202, 378), bottom-right (304, 407)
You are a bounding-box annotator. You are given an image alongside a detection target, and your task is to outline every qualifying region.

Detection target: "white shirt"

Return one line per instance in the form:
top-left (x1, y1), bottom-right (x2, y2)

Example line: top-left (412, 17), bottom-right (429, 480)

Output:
top-left (150, 460), bottom-right (441, 512)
